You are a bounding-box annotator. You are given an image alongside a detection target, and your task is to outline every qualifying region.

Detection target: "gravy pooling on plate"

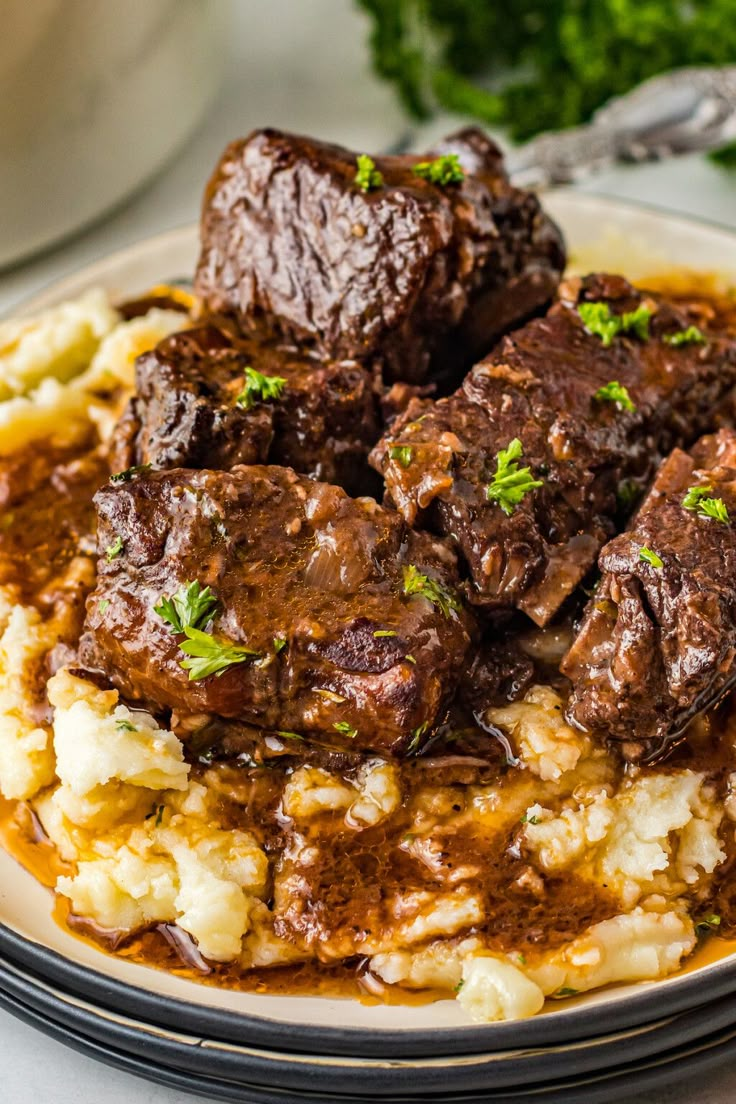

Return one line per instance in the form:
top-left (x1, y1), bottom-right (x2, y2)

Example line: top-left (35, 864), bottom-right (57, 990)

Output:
top-left (4, 126), bottom-right (736, 1023)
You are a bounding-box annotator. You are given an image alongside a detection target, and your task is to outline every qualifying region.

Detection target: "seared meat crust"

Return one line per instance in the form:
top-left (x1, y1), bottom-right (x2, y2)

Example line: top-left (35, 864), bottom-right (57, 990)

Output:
top-left (563, 429), bottom-right (736, 759)
top-left (80, 466), bottom-right (474, 756)
top-left (194, 126), bottom-right (565, 384)
top-left (372, 274), bottom-right (736, 624)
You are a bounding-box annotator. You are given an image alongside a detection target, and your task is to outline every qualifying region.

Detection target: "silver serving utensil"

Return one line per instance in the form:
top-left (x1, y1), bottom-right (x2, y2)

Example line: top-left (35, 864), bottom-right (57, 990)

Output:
top-left (506, 66), bottom-right (736, 189)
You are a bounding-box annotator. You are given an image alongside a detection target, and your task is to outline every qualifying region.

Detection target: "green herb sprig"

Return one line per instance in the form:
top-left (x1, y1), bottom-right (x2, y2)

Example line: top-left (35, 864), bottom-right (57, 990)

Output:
top-left (109, 463), bottom-right (152, 484)
top-left (639, 546), bottom-right (663, 569)
top-left (154, 580), bottom-right (218, 634)
top-left (682, 485), bottom-right (730, 524)
top-left (178, 626), bottom-right (259, 681)
top-left (389, 445), bottom-right (413, 468)
top-left (105, 535), bottom-right (123, 562)
top-left (663, 325), bottom-right (706, 347)
top-left (354, 154), bottom-right (383, 192)
top-left (485, 438), bottom-right (542, 516)
top-left (578, 302), bottom-right (652, 346)
top-left (235, 366), bottom-right (287, 411)
top-left (594, 380), bottom-right (636, 413)
top-left (412, 154), bottom-right (465, 185)
top-left (402, 564), bottom-right (460, 618)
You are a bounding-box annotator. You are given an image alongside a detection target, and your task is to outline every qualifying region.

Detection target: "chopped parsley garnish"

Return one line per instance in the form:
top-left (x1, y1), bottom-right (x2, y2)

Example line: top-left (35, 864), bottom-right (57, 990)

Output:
top-left (682, 485), bottom-right (730, 524)
top-left (663, 325), bottom-right (706, 347)
top-left (333, 720), bottom-right (358, 739)
top-left (235, 366), bottom-right (287, 411)
top-left (154, 580), bottom-right (218, 634)
top-left (617, 479), bottom-right (642, 512)
top-left (105, 535), bottom-right (124, 562)
top-left (98, 599), bottom-right (110, 614)
top-left (556, 987), bottom-right (579, 997)
top-left (578, 301), bottom-right (652, 346)
top-left (412, 154), bottom-right (465, 185)
top-left (407, 721), bottom-right (429, 753)
top-left (402, 564), bottom-right (460, 618)
top-left (389, 445), bottom-right (413, 468)
top-left (109, 463), bottom-right (152, 484)
top-left (594, 380), bottom-right (636, 412)
top-left (695, 913), bottom-right (721, 935)
top-left (354, 153), bottom-right (383, 192)
top-left (485, 438), bottom-right (543, 516)
top-left (273, 637), bottom-right (287, 654)
top-left (373, 629), bottom-right (397, 637)
top-left (639, 546), bottom-right (663, 569)
top-left (454, 979), bottom-right (464, 993)
top-left (178, 626), bottom-right (259, 680)
top-left (276, 730), bottom-right (304, 742)
top-left (154, 804), bottom-right (165, 827)
top-left (520, 812), bottom-right (541, 825)
top-left (115, 719), bottom-right (136, 732)
top-left (404, 654), bottom-right (417, 664)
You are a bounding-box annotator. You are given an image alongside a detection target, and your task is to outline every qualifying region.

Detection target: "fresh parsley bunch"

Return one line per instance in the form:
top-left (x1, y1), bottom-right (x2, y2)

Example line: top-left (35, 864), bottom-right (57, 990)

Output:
top-left (357, 0), bottom-right (736, 158)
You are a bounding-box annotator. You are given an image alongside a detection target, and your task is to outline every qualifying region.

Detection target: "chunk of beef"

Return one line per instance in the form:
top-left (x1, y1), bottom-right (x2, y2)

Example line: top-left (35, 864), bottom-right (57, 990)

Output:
top-left (80, 466), bottom-right (474, 756)
top-left (371, 274), bottom-right (736, 625)
top-left (111, 325), bottom-right (382, 496)
top-left (194, 126), bottom-right (565, 384)
top-left (562, 429), bottom-right (736, 761)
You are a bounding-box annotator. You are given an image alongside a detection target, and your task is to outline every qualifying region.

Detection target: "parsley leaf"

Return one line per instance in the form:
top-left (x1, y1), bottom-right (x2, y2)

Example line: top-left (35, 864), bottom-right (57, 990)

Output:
top-left (333, 720), bottom-right (358, 739)
top-left (235, 366), bottom-right (287, 411)
top-left (389, 445), bottom-right (413, 468)
top-left (594, 380), bottom-right (636, 413)
top-left (412, 154), bottom-right (465, 185)
top-left (578, 301), bottom-right (652, 346)
top-left (402, 564), bottom-right (460, 618)
top-left (485, 438), bottom-right (543, 516)
top-left (154, 580), bottom-right (218, 634)
top-left (98, 599), bottom-right (110, 614)
top-left (373, 629), bottom-right (397, 637)
top-left (682, 485), bottom-right (730, 524)
top-left (273, 637), bottom-right (287, 654)
top-left (354, 154), bottom-right (383, 192)
top-left (695, 913), bottom-right (722, 935)
top-left (663, 325), bottom-right (706, 347)
top-left (276, 730), bottom-right (304, 742)
top-left (639, 546), bottom-right (663, 569)
top-left (407, 721), bottom-right (429, 753)
top-left (105, 535), bottom-right (124, 562)
top-left (109, 463), bottom-right (152, 484)
top-left (115, 719), bottom-right (136, 732)
top-left (178, 626), bottom-right (259, 680)
top-left (556, 987), bottom-right (579, 997)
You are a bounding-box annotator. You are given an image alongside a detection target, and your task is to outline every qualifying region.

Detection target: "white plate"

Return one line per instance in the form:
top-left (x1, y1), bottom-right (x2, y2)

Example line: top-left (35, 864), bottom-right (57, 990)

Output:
top-left (4, 194), bottom-right (736, 1055)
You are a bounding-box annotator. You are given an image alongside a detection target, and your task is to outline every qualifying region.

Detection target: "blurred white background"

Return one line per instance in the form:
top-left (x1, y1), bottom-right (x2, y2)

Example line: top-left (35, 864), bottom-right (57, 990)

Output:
top-left (3, 0), bottom-right (736, 315)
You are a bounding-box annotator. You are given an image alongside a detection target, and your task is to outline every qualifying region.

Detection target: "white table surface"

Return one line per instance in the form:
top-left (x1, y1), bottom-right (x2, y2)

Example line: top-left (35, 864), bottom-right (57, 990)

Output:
top-left (3, 2), bottom-right (736, 1100)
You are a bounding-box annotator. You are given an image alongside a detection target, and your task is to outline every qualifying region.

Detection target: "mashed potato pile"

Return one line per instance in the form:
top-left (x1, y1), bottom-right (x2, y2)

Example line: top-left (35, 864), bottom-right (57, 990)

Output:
top-left (0, 290), bottom-right (731, 1023)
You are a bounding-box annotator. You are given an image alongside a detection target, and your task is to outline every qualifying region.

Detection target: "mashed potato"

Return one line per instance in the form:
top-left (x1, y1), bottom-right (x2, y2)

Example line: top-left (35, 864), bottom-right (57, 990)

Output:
top-left (0, 289), bottom-right (184, 454)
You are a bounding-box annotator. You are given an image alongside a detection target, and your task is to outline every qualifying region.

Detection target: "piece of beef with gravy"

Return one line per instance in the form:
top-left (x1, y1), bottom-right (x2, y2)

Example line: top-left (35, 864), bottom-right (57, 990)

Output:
top-left (111, 324), bottom-right (382, 496)
top-left (371, 274), bottom-right (736, 625)
top-left (80, 465), bottom-right (474, 757)
top-left (563, 429), bottom-right (736, 761)
top-left (195, 126), bottom-right (565, 385)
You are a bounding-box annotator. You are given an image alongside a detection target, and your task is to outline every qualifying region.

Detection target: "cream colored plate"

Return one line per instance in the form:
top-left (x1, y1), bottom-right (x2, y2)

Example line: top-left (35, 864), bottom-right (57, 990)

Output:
top-left (4, 193), bottom-right (736, 1044)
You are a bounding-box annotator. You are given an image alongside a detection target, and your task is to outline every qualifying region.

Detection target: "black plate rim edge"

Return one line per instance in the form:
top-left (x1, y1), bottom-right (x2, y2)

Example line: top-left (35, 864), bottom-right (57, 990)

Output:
top-left (4, 949), bottom-right (736, 1096)
top-left (3, 980), bottom-right (736, 1104)
top-left (3, 920), bottom-right (736, 1060)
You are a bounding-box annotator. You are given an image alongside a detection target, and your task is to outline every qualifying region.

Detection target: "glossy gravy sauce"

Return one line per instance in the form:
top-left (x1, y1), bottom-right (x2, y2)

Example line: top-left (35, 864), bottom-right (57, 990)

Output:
top-left (3, 276), bottom-right (736, 1005)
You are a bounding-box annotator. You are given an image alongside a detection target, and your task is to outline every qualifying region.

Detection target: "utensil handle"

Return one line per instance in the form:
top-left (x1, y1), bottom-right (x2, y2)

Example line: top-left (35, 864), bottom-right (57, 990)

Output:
top-left (506, 66), bottom-right (736, 189)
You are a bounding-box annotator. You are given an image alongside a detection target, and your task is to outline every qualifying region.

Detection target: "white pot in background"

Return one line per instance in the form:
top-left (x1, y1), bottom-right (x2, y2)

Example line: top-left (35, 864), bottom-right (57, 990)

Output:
top-left (0, 0), bottom-right (227, 268)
